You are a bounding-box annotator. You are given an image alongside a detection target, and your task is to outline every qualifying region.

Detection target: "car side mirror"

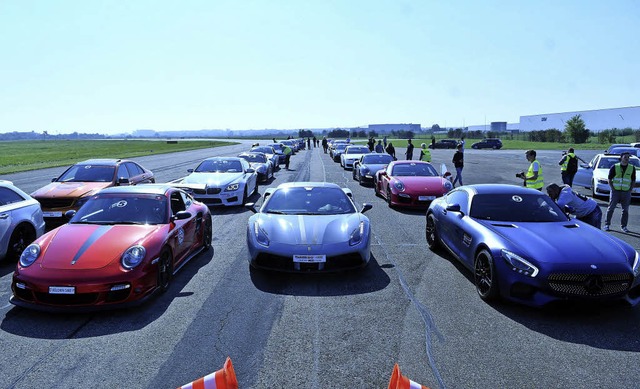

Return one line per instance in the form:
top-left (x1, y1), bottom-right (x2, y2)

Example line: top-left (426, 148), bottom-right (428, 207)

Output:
top-left (446, 204), bottom-right (462, 213)
top-left (246, 168), bottom-right (255, 173)
top-left (245, 203), bottom-right (258, 213)
top-left (51, 177), bottom-right (58, 182)
top-left (117, 177), bottom-right (130, 186)
top-left (171, 211), bottom-right (191, 221)
top-left (64, 210), bottom-right (76, 220)
top-left (187, 168), bottom-right (194, 173)
top-left (361, 203), bottom-right (373, 213)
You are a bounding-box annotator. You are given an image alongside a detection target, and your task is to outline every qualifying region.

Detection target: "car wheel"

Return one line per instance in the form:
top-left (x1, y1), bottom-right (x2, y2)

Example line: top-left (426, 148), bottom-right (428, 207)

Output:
top-left (425, 213), bottom-right (440, 250)
top-left (492, 145), bottom-right (498, 150)
top-left (158, 248), bottom-right (173, 292)
top-left (386, 188), bottom-right (393, 208)
top-left (202, 215), bottom-right (212, 250)
top-left (374, 178), bottom-right (381, 196)
top-left (6, 223), bottom-right (35, 262)
top-left (591, 179), bottom-right (598, 198)
top-left (358, 173), bottom-right (364, 185)
top-left (474, 249), bottom-right (499, 301)
top-left (242, 187), bottom-right (249, 205)
top-left (352, 169), bottom-right (357, 180)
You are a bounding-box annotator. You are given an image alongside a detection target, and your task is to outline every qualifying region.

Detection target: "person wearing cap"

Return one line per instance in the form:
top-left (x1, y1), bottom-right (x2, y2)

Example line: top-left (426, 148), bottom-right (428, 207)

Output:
top-left (604, 151), bottom-right (635, 232)
top-left (558, 147), bottom-right (586, 187)
top-left (546, 183), bottom-right (602, 229)
top-left (419, 143), bottom-right (431, 162)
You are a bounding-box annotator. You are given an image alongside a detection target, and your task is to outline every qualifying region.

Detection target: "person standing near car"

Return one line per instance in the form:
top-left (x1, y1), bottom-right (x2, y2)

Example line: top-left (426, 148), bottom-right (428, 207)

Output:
top-left (546, 183), bottom-right (602, 229)
top-left (375, 140), bottom-right (384, 153)
top-left (322, 137), bottom-right (328, 153)
top-left (385, 142), bottom-right (396, 160)
top-left (459, 136), bottom-right (465, 152)
top-left (452, 144), bottom-right (464, 187)
top-left (517, 149), bottom-right (544, 190)
top-left (419, 143), bottom-right (431, 162)
top-left (558, 147), bottom-right (586, 187)
top-left (283, 144), bottom-right (293, 170)
top-left (405, 139), bottom-right (414, 160)
top-left (604, 151), bottom-right (635, 232)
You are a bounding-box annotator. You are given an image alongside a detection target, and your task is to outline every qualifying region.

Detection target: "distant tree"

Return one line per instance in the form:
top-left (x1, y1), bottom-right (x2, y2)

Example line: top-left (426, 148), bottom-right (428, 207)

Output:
top-left (357, 130), bottom-right (367, 138)
top-left (564, 114), bottom-right (590, 144)
top-left (431, 124), bottom-right (440, 133)
top-left (368, 130), bottom-right (378, 138)
top-left (328, 128), bottom-right (350, 138)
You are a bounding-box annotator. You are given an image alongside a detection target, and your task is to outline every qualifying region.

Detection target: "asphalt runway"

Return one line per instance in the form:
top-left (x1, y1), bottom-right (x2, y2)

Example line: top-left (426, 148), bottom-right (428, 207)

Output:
top-left (0, 143), bottom-right (639, 388)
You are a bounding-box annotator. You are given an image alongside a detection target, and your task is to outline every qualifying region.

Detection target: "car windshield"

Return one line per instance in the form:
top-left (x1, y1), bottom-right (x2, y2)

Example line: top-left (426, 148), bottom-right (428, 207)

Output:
top-left (335, 144), bottom-right (348, 152)
top-left (345, 146), bottom-right (370, 154)
top-left (362, 154), bottom-right (394, 164)
top-left (58, 165), bottom-right (116, 182)
top-left (596, 157), bottom-right (640, 169)
top-left (391, 163), bottom-right (438, 177)
top-left (251, 147), bottom-right (274, 154)
top-left (270, 144), bottom-right (283, 151)
top-left (195, 159), bottom-right (243, 173)
top-left (263, 186), bottom-right (356, 215)
top-left (470, 193), bottom-right (567, 222)
top-left (71, 194), bottom-right (168, 225)
top-left (240, 154), bottom-right (267, 163)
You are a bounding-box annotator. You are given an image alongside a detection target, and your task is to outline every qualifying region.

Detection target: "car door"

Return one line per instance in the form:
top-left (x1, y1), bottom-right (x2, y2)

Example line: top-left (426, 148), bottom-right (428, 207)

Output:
top-left (437, 190), bottom-right (471, 261)
top-left (169, 191), bottom-right (196, 264)
top-left (0, 187), bottom-right (24, 254)
top-left (116, 164), bottom-right (131, 186)
top-left (241, 159), bottom-right (257, 194)
top-left (572, 155), bottom-right (597, 188)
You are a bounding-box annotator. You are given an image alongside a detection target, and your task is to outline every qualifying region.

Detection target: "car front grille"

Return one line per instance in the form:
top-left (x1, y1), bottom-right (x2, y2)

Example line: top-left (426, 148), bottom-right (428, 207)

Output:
top-left (547, 273), bottom-right (633, 296)
top-left (37, 198), bottom-right (75, 209)
top-left (206, 188), bottom-right (222, 195)
top-left (34, 292), bottom-right (99, 305)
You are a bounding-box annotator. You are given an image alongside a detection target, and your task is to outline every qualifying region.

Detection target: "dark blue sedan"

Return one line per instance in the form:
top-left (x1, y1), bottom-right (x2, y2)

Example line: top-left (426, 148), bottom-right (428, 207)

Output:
top-left (426, 184), bottom-right (640, 307)
top-left (352, 153), bottom-right (395, 185)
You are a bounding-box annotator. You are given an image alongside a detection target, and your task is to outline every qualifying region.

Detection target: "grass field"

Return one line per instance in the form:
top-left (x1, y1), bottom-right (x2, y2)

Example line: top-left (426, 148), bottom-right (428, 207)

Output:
top-left (0, 139), bottom-right (236, 174)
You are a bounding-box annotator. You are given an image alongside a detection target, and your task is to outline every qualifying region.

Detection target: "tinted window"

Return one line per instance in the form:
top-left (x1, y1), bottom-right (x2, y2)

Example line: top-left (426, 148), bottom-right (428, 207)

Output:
top-left (362, 154), bottom-right (393, 164)
top-left (117, 164), bottom-right (129, 179)
top-left (391, 163), bottom-right (437, 177)
top-left (345, 146), bottom-right (370, 154)
top-left (195, 159), bottom-right (243, 173)
top-left (71, 194), bottom-right (167, 224)
top-left (263, 187), bottom-right (356, 215)
top-left (0, 187), bottom-right (26, 206)
top-left (445, 190), bottom-right (469, 210)
top-left (470, 193), bottom-right (567, 222)
top-left (126, 162), bottom-right (144, 176)
top-left (240, 154), bottom-right (267, 163)
top-left (58, 165), bottom-right (116, 182)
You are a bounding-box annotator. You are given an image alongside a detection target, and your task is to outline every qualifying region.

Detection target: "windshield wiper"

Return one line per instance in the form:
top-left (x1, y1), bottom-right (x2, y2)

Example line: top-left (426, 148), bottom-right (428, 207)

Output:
top-left (265, 210), bottom-right (287, 214)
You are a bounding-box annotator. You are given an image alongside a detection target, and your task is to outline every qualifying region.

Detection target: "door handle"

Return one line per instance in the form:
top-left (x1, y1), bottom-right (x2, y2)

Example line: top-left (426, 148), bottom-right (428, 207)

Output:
top-left (0, 213), bottom-right (9, 219)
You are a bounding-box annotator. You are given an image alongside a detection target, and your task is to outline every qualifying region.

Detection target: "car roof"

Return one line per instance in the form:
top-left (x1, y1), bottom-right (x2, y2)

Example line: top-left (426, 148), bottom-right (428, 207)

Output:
top-left (275, 182), bottom-right (342, 190)
top-left (96, 184), bottom-right (175, 195)
top-left (202, 156), bottom-right (244, 162)
top-left (461, 184), bottom-right (544, 196)
top-left (77, 159), bottom-right (126, 165)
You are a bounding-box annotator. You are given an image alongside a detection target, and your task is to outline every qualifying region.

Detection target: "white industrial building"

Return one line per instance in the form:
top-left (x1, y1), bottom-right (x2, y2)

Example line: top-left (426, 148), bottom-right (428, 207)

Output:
top-left (519, 106), bottom-right (640, 132)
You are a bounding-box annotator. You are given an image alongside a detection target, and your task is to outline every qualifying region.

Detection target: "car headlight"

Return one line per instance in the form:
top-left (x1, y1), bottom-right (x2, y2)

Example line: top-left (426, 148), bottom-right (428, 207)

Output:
top-left (361, 167), bottom-right (370, 175)
top-left (349, 221), bottom-right (365, 246)
top-left (393, 180), bottom-right (405, 191)
top-left (225, 183), bottom-right (240, 192)
top-left (121, 245), bottom-right (146, 269)
top-left (444, 180), bottom-right (453, 192)
top-left (74, 196), bottom-right (90, 209)
top-left (257, 166), bottom-right (267, 173)
top-left (632, 251), bottom-right (640, 277)
top-left (254, 222), bottom-right (270, 246)
top-left (20, 244), bottom-right (41, 267)
top-left (501, 249), bottom-right (538, 277)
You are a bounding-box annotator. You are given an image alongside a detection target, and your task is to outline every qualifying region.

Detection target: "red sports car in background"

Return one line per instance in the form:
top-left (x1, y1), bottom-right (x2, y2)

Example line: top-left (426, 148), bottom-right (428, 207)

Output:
top-left (374, 161), bottom-right (453, 207)
top-left (11, 185), bottom-right (212, 312)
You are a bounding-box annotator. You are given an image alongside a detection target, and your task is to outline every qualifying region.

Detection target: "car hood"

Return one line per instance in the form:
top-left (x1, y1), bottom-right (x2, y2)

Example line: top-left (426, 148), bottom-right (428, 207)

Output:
top-left (255, 213), bottom-right (364, 245)
top-left (182, 172), bottom-right (244, 186)
top-left (394, 176), bottom-right (446, 190)
top-left (39, 224), bottom-right (159, 270)
top-left (478, 220), bottom-right (632, 265)
top-left (363, 163), bottom-right (388, 173)
top-left (344, 153), bottom-right (367, 160)
top-left (31, 182), bottom-right (111, 199)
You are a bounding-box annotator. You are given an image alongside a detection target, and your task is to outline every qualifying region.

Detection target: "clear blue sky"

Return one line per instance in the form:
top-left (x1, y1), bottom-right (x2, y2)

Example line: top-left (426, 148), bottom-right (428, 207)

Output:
top-left (1, 0), bottom-right (638, 134)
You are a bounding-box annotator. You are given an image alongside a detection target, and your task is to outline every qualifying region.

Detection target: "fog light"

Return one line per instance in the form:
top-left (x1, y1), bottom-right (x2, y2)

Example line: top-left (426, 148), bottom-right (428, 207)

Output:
top-left (16, 282), bottom-right (27, 289)
top-left (110, 284), bottom-right (130, 291)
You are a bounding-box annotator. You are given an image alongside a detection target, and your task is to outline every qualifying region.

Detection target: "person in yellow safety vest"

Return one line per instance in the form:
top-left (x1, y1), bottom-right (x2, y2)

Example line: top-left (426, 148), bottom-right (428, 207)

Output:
top-left (558, 147), bottom-right (586, 187)
top-left (516, 149), bottom-right (543, 190)
top-left (419, 143), bottom-right (431, 162)
top-left (604, 151), bottom-right (635, 232)
top-left (283, 145), bottom-right (293, 169)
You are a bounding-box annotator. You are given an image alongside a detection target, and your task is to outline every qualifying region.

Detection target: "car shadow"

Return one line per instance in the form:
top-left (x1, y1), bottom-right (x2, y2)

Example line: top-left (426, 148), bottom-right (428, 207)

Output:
top-left (250, 255), bottom-right (390, 296)
top-left (0, 247), bottom-right (215, 339)
top-left (431, 248), bottom-right (640, 352)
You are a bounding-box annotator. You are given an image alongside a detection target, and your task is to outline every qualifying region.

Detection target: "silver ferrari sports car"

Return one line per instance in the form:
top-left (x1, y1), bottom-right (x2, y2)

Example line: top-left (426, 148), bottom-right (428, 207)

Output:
top-left (246, 182), bottom-right (372, 272)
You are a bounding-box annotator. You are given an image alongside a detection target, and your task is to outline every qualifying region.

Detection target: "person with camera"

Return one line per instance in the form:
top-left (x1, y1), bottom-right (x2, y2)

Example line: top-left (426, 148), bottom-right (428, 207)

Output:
top-left (516, 150), bottom-right (544, 190)
top-left (546, 183), bottom-right (602, 229)
top-left (558, 147), bottom-right (586, 187)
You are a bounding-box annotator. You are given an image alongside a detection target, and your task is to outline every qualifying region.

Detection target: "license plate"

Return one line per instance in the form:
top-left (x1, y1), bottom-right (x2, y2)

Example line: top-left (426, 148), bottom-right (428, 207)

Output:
top-left (419, 196), bottom-right (436, 201)
top-left (293, 255), bottom-right (326, 263)
top-left (43, 211), bottom-right (63, 218)
top-left (49, 286), bottom-right (75, 294)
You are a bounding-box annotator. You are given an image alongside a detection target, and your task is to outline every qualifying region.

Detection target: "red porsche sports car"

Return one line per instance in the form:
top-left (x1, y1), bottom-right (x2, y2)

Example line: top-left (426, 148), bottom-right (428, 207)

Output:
top-left (11, 184), bottom-right (212, 312)
top-left (374, 161), bottom-right (453, 207)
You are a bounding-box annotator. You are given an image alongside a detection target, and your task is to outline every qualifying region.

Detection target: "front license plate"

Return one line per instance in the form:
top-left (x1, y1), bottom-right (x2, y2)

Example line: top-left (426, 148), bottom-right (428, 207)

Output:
top-left (419, 196), bottom-right (436, 201)
top-left (49, 286), bottom-right (75, 294)
top-left (43, 211), bottom-right (63, 218)
top-left (293, 255), bottom-right (326, 263)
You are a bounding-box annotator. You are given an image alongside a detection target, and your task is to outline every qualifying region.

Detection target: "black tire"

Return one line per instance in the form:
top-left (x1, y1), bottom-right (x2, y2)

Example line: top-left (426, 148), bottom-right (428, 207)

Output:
top-left (352, 169), bottom-right (357, 180)
top-left (474, 249), bottom-right (499, 301)
top-left (386, 188), bottom-right (393, 208)
top-left (6, 223), bottom-right (36, 262)
top-left (202, 216), bottom-right (212, 250)
top-left (158, 248), bottom-right (173, 292)
top-left (358, 173), bottom-right (364, 185)
top-left (242, 187), bottom-right (249, 205)
top-left (492, 145), bottom-right (498, 150)
top-left (425, 213), bottom-right (440, 250)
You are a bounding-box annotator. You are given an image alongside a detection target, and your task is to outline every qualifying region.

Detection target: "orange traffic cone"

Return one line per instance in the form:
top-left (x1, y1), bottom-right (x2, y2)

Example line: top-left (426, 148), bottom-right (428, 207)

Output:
top-left (388, 363), bottom-right (430, 389)
top-left (178, 357), bottom-right (238, 389)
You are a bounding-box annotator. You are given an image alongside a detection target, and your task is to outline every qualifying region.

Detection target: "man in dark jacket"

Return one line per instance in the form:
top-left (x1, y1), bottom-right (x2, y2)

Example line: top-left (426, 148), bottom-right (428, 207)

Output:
top-left (452, 144), bottom-right (464, 187)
